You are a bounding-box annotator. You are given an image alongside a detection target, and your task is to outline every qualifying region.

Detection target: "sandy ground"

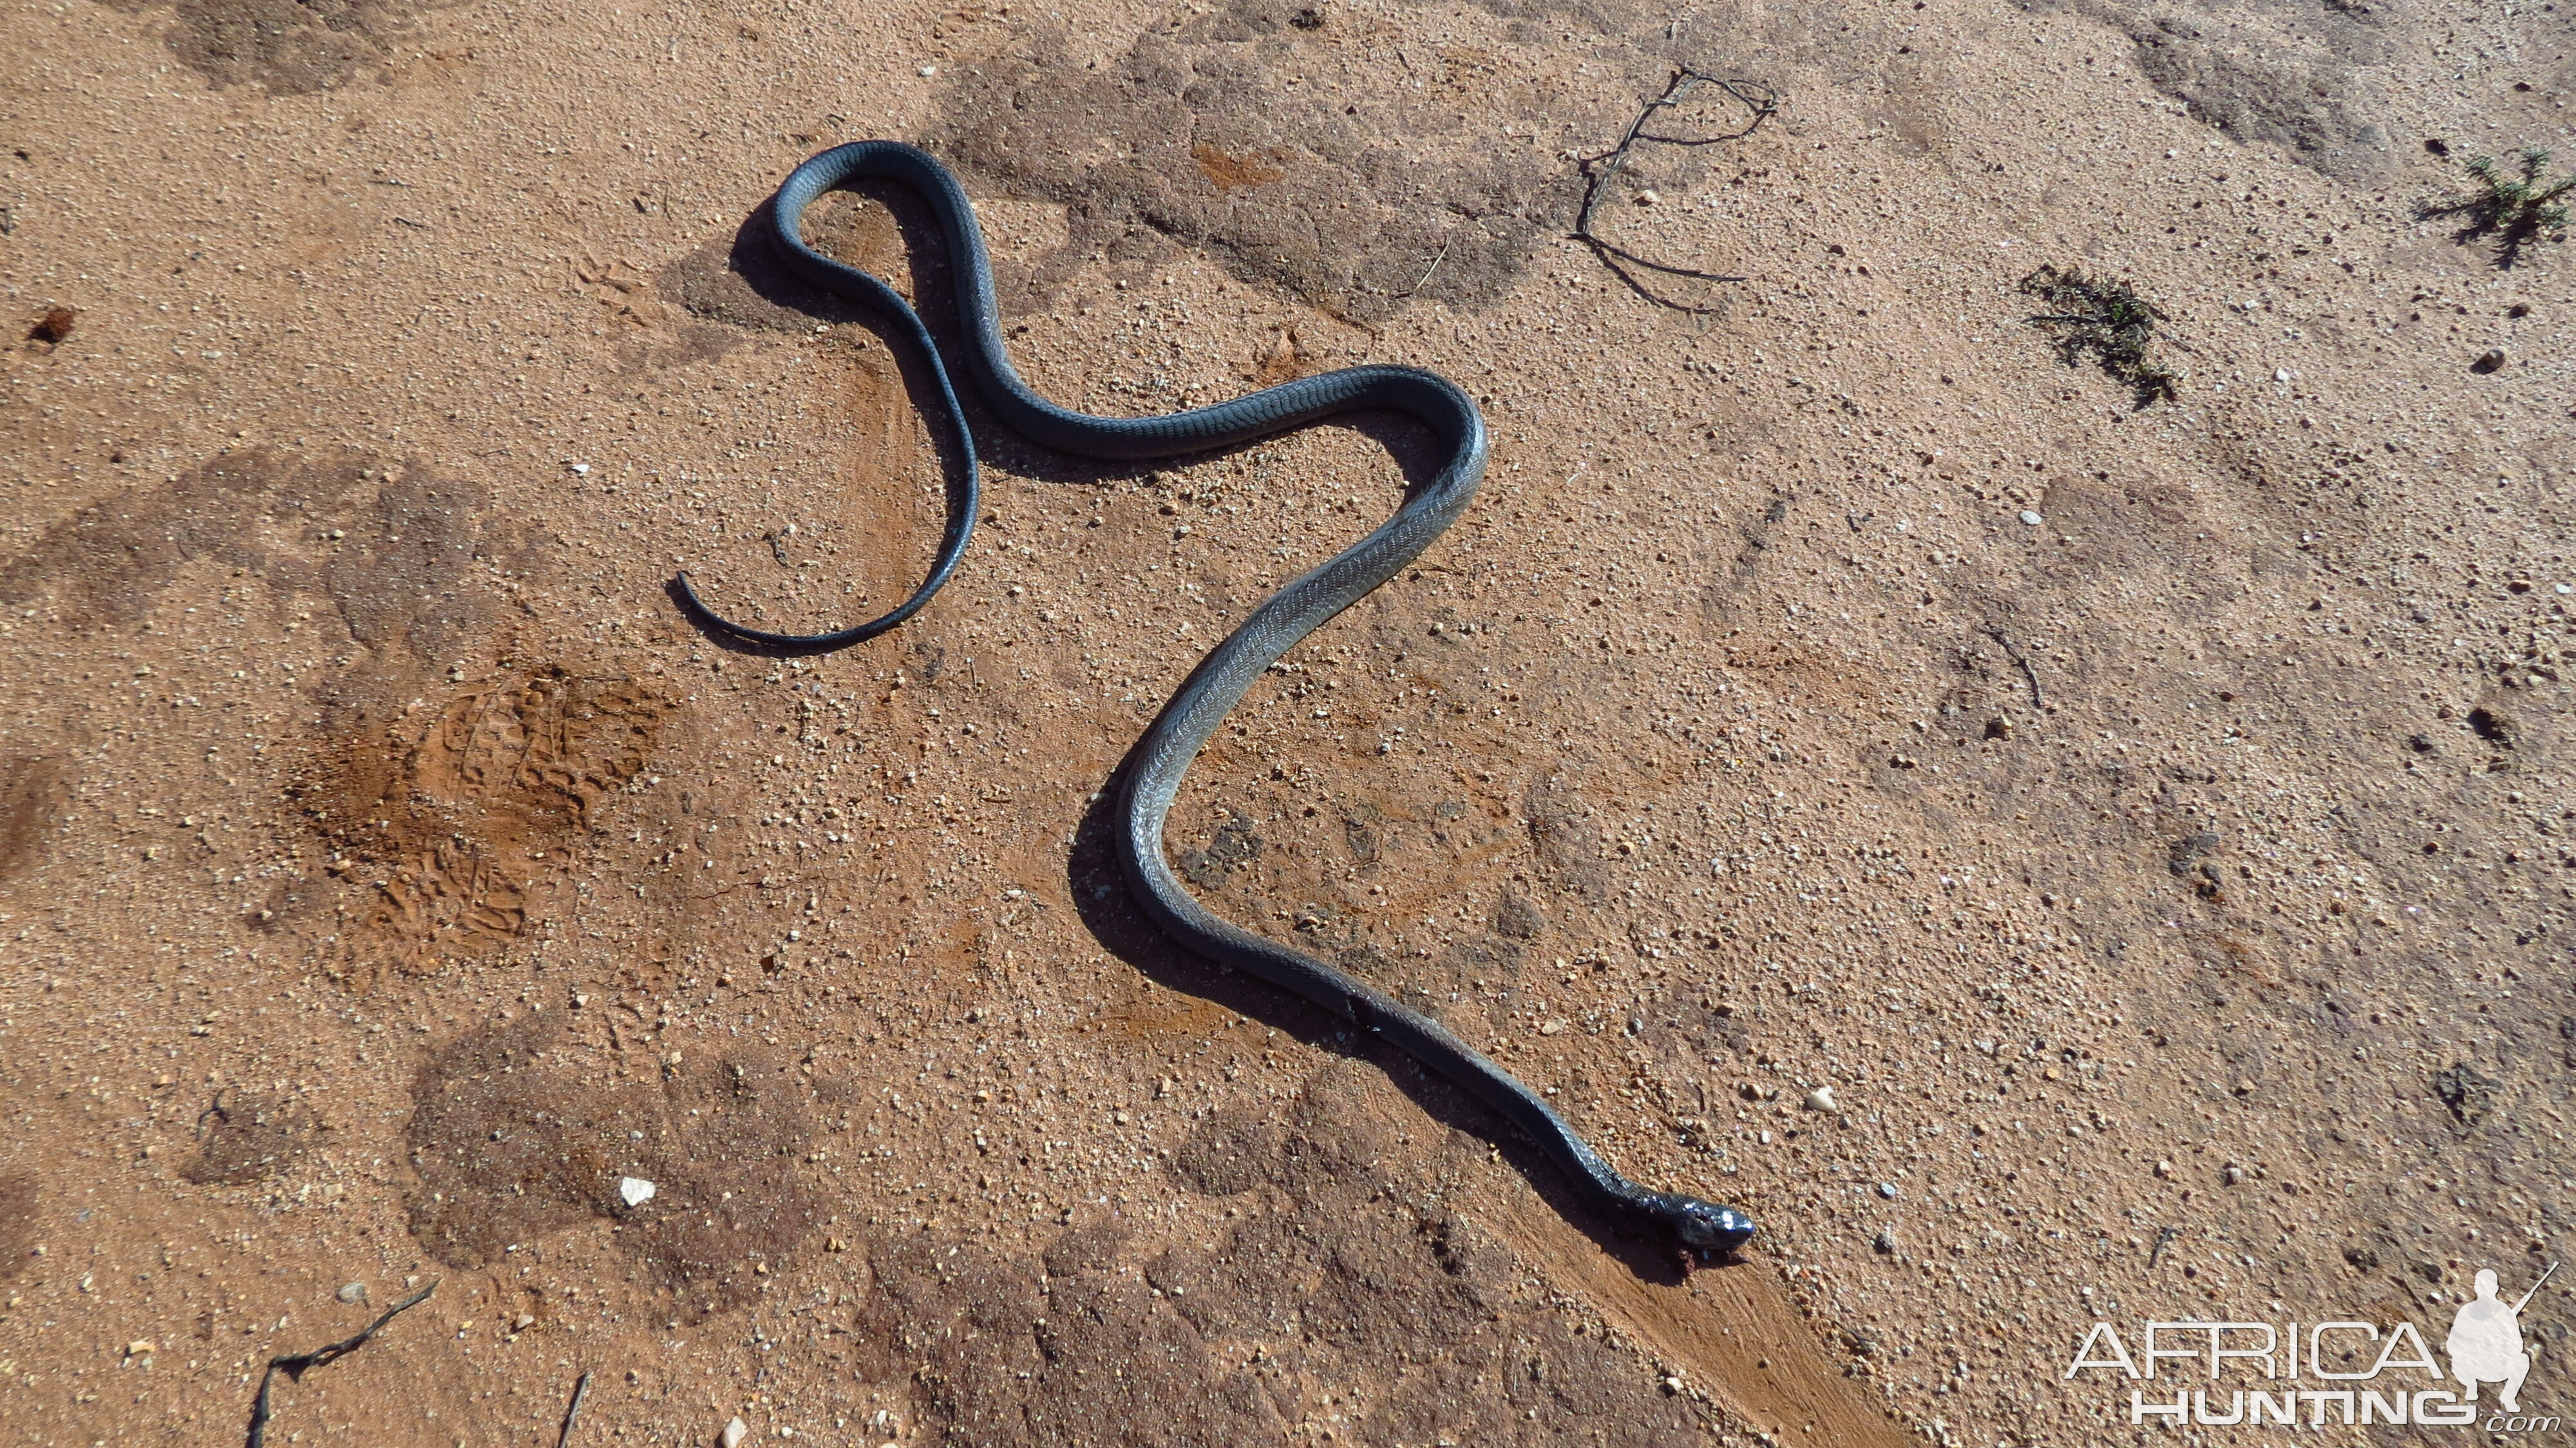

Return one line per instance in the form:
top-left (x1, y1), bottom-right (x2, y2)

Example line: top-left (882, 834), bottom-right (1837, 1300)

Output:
top-left (1, 0), bottom-right (2571, 1442)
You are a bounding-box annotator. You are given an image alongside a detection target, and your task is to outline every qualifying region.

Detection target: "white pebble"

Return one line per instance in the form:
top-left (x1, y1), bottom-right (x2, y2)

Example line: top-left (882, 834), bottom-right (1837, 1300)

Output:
top-left (1877, 1181), bottom-right (1899, 1199)
top-left (1804, 1085), bottom-right (1839, 1112)
top-left (721, 1417), bottom-right (749, 1448)
top-left (620, 1176), bottom-right (658, 1208)
top-left (336, 1282), bottom-right (368, 1304)
top-left (2018, 510), bottom-right (2043, 526)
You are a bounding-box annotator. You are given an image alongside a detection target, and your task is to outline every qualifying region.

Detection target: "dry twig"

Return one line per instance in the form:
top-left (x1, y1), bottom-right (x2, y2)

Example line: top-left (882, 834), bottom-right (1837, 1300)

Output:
top-left (557, 1370), bottom-right (594, 1447)
top-left (1573, 69), bottom-right (1777, 312)
top-left (1979, 625), bottom-right (2045, 710)
top-left (244, 1281), bottom-right (439, 1448)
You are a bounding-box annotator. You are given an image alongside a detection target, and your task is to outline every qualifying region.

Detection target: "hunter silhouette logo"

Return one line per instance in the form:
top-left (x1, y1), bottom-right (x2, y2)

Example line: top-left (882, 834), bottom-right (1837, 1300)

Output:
top-left (2065, 1262), bottom-right (2560, 1432)
top-left (2450, 1263), bottom-right (2552, 1413)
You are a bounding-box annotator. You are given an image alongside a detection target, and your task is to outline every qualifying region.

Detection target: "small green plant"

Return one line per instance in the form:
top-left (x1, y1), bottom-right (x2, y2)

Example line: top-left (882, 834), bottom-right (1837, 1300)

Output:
top-left (2423, 147), bottom-right (2575, 268)
top-left (2018, 265), bottom-right (2179, 407)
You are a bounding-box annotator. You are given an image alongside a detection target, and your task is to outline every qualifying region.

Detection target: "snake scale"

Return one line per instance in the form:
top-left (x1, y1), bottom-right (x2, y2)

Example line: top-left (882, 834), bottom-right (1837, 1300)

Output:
top-left (677, 141), bottom-right (1755, 1257)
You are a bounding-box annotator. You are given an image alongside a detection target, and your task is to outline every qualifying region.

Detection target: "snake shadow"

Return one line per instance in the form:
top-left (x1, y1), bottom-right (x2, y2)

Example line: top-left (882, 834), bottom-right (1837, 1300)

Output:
top-left (1066, 758), bottom-right (1729, 1289)
top-left (667, 183), bottom-right (1245, 655)
top-left (665, 182), bottom-right (1429, 648)
top-left (664, 191), bottom-right (1001, 660)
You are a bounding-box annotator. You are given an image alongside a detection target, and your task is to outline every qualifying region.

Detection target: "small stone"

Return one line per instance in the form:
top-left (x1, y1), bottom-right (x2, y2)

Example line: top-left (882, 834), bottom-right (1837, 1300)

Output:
top-left (721, 1417), bottom-right (750, 1448)
top-left (2471, 349), bottom-right (2506, 374)
top-left (336, 1282), bottom-right (368, 1305)
top-left (513, 1313), bottom-right (536, 1331)
top-left (620, 1176), bottom-right (658, 1208)
top-left (1875, 1181), bottom-right (1899, 1199)
top-left (1803, 1085), bottom-right (1839, 1112)
top-left (124, 1340), bottom-right (157, 1357)
top-left (2154, 1159), bottom-right (2174, 1179)
top-left (1661, 1374), bottom-right (1685, 1393)
top-left (1873, 1230), bottom-right (1897, 1254)
top-left (1635, 189), bottom-right (1661, 205)
top-left (2222, 1164), bottom-right (2245, 1186)
top-left (2018, 510), bottom-right (2043, 526)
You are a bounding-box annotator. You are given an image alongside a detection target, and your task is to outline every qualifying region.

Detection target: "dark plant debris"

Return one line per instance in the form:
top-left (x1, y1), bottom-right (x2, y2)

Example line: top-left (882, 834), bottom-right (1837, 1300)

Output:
top-left (1573, 68), bottom-right (1777, 313)
top-left (2420, 147), bottom-right (2573, 269)
top-left (23, 307), bottom-right (74, 350)
top-left (2018, 265), bottom-right (2180, 407)
top-left (2433, 1063), bottom-right (2500, 1126)
top-left (556, 1369), bottom-right (592, 1448)
top-left (244, 1281), bottom-right (438, 1448)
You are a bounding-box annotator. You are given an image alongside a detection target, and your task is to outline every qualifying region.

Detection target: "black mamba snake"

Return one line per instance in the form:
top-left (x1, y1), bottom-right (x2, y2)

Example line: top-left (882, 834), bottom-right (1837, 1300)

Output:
top-left (678, 141), bottom-right (1755, 1257)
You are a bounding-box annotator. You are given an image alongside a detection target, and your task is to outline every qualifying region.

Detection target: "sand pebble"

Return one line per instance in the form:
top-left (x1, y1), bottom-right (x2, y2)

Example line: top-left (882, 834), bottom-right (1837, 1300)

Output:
top-left (721, 1417), bottom-right (749, 1448)
top-left (336, 1281), bottom-right (368, 1304)
top-left (2018, 510), bottom-right (2043, 526)
top-left (1876, 1181), bottom-right (1899, 1199)
top-left (1804, 1085), bottom-right (1839, 1112)
top-left (620, 1176), bottom-right (658, 1208)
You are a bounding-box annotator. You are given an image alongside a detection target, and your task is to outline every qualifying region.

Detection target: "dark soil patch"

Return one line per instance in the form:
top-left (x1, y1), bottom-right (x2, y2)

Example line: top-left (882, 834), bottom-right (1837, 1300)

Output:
top-left (403, 1014), bottom-right (826, 1321)
top-left (923, 0), bottom-right (1647, 325)
top-left (184, 1091), bottom-right (325, 1186)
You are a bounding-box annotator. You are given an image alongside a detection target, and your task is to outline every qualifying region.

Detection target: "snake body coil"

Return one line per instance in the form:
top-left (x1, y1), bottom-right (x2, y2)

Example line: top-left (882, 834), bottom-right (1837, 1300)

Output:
top-left (692, 141), bottom-right (1753, 1256)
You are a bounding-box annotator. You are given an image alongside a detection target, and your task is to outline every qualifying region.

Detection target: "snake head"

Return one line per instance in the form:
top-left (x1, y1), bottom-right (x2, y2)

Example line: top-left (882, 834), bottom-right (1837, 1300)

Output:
top-left (1656, 1196), bottom-right (1756, 1255)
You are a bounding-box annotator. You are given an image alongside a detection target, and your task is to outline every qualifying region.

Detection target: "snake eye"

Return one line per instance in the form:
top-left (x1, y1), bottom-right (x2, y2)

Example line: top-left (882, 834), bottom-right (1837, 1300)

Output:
top-left (1672, 1201), bottom-right (1756, 1253)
